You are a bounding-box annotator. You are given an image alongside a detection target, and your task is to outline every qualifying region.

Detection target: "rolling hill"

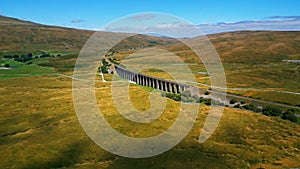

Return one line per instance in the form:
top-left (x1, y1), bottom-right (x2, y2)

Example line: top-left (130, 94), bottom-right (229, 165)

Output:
top-left (0, 16), bottom-right (300, 169)
top-left (0, 15), bottom-right (178, 54)
top-left (208, 31), bottom-right (300, 63)
top-left (1, 15), bottom-right (299, 65)
top-left (0, 15), bottom-right (93, 52)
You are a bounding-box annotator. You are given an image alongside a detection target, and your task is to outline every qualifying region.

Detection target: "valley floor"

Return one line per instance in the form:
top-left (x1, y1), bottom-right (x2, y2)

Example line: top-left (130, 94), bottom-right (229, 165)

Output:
top-left (1, 76), bottom-right (299, 169)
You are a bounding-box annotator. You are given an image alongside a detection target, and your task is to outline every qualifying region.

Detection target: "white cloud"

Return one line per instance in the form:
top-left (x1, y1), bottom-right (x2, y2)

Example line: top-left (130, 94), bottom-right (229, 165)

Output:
top-left (197, 18), bottom-right (300, 34)
top-left (102, 16), bottom-right (300, 37)
top-left (71, 19), bottom-right (85, 23)
top-left (91, 27), bottom-right (105, 31)
top-left (129, 13), bottom-right (155, 21)
top-left (154, 23), bottom-right (180, 29)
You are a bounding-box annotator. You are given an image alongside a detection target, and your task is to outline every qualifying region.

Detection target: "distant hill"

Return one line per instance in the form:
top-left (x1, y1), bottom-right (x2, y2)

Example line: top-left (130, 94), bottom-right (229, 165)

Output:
top-left (110, 30), bottom-right (300, 64)
top-left (1, 16), bottom-right (300, 169)
top-left (0, 15), bottom-right (93, 52)
top-left (206, 31), bottom-right (300, 63)
top-left (1, 15), bottom-right (300, 63)
top-left (0, 16), bottom-right (178, 54)
top-left (157, 31), bottom-right (299, 63)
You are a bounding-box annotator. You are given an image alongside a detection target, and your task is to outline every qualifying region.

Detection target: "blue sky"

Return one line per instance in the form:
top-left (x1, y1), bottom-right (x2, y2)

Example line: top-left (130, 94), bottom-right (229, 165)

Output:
top-left (1, 0), bottom-right (300, 32)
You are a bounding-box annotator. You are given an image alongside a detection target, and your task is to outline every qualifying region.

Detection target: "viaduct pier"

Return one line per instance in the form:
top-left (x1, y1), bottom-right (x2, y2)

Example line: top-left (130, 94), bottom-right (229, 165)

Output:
top-left (115, 65), bottom-right (192, 94)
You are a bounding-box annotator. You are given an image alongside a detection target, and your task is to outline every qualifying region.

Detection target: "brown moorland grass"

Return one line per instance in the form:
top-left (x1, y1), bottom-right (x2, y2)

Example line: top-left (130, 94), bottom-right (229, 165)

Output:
top-left (0, 16), bottom-right (178, 54)
top-left (109, 31), bottom-right (300, 106)
top-left (1, 16), bottom-right (300, 168)
top-left (0, 76), bottom-right (299, 169)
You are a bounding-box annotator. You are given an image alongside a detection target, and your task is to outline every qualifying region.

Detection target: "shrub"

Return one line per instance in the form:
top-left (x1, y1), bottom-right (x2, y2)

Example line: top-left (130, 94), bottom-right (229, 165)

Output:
top-left (181, 96), bottom-right (195, 103)
top-left (4, 64), bottom-right (10, 67)
top-left (100, 66), bottom-right (108, 73)
top-left (165, 93), bottom-right (181, 101)
top-left (243, 104), bottom-right (259, 112)
top-left (262, 106), bottom-right (282, 116)
top-left (204, 91), bottom-right (210, 95)
top-left (3, 55), bottom-right (13, 59)
top-left (196, 97), bottom-right (211, 105)
top-left (161, 92), bottom-right (183, 102)
top-left (204, 98), bottom-right (211, 105)
top-left (27, 53), bottom-right (33, 58)
top-left (181, 90), bottom-right (196, 103)
top-left (281, 110), bottom-right (297, 123)
top-left (240, 101), bottom-right (246, 104)
top-left (197, 97), bottom-right (205, 103)
top-left (229, 99), bottom-right (237, 104)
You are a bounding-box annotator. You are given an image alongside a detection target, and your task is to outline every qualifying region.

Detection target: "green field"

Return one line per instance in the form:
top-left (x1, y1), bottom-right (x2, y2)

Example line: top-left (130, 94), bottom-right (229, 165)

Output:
top-left (0, 60), bottom-right (54, 79)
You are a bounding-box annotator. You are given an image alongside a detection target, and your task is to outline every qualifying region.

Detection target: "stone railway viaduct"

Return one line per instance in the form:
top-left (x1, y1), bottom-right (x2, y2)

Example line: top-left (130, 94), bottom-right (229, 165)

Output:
top-left (114, 65), bottom-right (300, 110)
top-left (115, 65), bottom-right (191, 94)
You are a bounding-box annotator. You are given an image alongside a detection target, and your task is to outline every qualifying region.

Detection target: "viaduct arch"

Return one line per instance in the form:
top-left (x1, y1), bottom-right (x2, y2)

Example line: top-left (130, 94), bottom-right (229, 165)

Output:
top-left (115, 65), bottom-right (191, 94)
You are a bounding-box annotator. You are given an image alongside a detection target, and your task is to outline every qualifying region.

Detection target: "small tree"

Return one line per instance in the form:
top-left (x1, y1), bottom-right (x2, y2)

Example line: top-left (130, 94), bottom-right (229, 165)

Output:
top-left (229, 99), bottom-right (237, 104)
top-left (3, 55), bottom-right (13, 59)
top-left (281, 109), bottom-right (297, 122)
top-left (27, 53), bottom-right (33, 59)
top-left (4, 64), bottom-right (10, 67)
top-left (197, 97), bottom-right (205, 103)
top-left (20, 54), bottom-right (27, 62)
top-left (100, 66), bottom-right (108, 73)
top-left (204, 98), bottom-right (211, 105)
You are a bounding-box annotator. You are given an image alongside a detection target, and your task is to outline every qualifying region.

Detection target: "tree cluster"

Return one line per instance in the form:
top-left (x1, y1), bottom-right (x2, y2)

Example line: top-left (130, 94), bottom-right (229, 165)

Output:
top-left (163, 92), bottom-right (299, 123)
top-left (162, 90), bottom-right (213, 105)
top-left (99, 59), bottom-right (111, 74)
top-left (2, 52), bottom-right (60, 63)
top-left (234, 101), bottom-right (298, 123)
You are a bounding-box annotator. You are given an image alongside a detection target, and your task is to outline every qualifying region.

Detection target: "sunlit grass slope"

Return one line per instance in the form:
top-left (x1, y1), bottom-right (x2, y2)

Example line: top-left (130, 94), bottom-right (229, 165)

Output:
top-left (0, 76), bottom-right (299, 169)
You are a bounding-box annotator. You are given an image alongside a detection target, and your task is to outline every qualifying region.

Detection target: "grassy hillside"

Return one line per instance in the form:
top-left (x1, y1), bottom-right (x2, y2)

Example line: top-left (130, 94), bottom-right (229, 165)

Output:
top-left (36, 30), bottom-right (300, 106)
top-left (1, 16), bottom-right (300, 168)
top-left (0, 76), bottom-right (299, 169)
top-left (0, 16), bottom-right (178, 55)
top-left (111, 31), bottom-right (300, 105)
top-left (207, 31), bottom-right (300, 104)
top-left (0, 16), bottom-right (93, 53)
top-left (208, 31), bottom-right (300, 63)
